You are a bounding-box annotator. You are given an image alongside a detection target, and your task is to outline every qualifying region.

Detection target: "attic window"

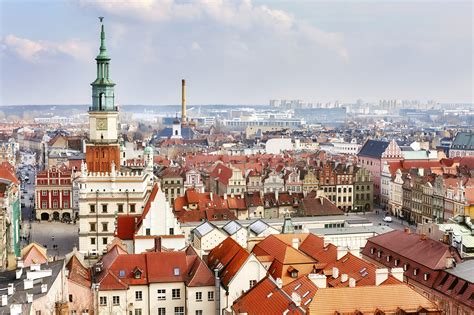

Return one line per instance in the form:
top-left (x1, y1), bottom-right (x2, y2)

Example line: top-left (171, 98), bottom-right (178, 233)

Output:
top-left (386, 255), bottom-right (391, 262)
top-left (377, 251), bottom-right (382, 258)
top-left (288, 266), bottom-right (299, 278)
top-left (370, 248), bottom-right (375, 255)
top-left (119, 270), bottom-right (125, 278)
top-left (394, 259), bottom-right (400, 266)
top-left (413, 268), bottom-right (419, 276)
top-left (403, 263), bottom-right (409, 271)
top-left (133, 268), bottom-right (142, 279)
top-left (423, 273), bottom-right (429, 281)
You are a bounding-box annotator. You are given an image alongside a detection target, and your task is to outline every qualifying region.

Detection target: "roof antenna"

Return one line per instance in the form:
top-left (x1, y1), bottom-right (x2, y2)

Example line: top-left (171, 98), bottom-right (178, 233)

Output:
top-left (99, 16), bottom-right (104, 23)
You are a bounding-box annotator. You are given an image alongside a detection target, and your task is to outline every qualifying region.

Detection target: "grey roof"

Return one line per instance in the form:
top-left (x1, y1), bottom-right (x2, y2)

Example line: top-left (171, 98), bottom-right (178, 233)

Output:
top-left (446, 259), bottom-right (474, 282)
top-left (451, 132), bottom-right (474, 150)
top-left (0, 260), bottom-right (64, 311)
top-left (357, 140), bottom-right (389, 158)
top-left (248, 219), bottom-right (270, 235)
top-left (194, 221), bottom-right (217, 238)
top-left (155, 127), bottom-right (196, 140)
top-left (222, 220), bottom-right (243, 235)
top-left (309, 225), bottom-right (393, 237)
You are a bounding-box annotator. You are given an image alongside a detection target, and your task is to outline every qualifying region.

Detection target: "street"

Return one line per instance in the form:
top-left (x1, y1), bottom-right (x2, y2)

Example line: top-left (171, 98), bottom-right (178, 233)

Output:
top-left (29, 221), bottom-right (79, 258)
top-left (348, 208), bottom-right (416, 233)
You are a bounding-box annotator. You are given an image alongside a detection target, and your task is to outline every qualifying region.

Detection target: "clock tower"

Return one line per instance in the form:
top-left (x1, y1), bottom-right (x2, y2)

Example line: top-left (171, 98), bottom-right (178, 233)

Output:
top-left (85, 18), bottom-right (120, 173)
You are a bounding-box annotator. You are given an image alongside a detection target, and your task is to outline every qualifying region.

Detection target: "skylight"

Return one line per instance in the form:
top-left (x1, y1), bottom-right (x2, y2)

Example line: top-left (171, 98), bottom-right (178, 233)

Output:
top-left (119, 270), bottom-right (125, 278)
top-left (174, 268), bottom-right (180, 276)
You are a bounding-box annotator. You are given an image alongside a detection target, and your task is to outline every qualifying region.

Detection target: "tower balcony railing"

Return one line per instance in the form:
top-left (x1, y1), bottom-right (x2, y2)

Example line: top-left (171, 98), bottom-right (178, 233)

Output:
top-left (86, 139), bottom-right (119, 144)
top-left (88, 106), bottom-right (119, 112)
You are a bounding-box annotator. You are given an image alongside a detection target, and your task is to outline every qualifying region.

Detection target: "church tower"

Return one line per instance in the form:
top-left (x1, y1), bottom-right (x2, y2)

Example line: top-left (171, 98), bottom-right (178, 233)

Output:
top-left (85, 18), bottom-right (121, 173)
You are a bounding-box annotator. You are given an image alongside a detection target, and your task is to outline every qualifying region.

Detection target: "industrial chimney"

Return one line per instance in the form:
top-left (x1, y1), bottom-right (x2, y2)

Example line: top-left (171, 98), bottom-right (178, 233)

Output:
top-left (181, 79), bottom-right (187, 126)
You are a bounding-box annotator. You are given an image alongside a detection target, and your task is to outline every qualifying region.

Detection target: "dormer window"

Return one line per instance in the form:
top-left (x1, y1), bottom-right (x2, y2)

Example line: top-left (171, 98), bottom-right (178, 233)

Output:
top-left (377, 251), bottom-right (382, 258)
top-left (386, 255), bottom-right (391, 262)
top-left (370, 248), bottom-right (375, 255)
top-left (133, 267), bottom-right (142, 279)
top-left (403, 263), bottom-right (409, 271)
top-left (394, 259), bottom-right (399, 266)
top-left (423, 273), bottom-right (429, 281)
top-left (174, 268), bottom-right (180, 276)
top-left (413, 268), bottom-right (419, 276)
top-left (288, 266), bottom-right (299, 279)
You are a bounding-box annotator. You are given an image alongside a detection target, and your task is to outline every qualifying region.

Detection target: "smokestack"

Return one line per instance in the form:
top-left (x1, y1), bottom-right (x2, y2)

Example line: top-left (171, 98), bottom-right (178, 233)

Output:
top-left (181, 79), bottom-right (186, 125)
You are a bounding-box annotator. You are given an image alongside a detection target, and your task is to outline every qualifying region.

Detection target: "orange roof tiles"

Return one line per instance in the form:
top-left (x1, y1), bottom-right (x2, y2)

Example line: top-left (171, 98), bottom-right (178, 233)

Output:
top-left (308, 284), bottom-right (439, 314)
top-left (232, 277), bottom-right (305, 315)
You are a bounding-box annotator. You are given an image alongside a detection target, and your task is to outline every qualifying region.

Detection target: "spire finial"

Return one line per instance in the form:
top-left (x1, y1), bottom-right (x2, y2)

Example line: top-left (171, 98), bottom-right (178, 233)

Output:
top-left (97, 16), bottom-right (108, 58)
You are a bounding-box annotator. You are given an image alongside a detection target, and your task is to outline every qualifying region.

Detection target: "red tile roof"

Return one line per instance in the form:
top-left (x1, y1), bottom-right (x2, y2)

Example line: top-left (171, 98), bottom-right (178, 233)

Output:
top-left (362, 230), bottom-right (461, 270)
top-left (66, 255), bottom-right (92, 288)
top-left (298, 195), bottom-right (344, 216)
top-left (207, 237), bottom-right (250, 288)
top-left (232, 276), bottom-right (305, 315)
top-left (116, 215), bottom-right (140, 240)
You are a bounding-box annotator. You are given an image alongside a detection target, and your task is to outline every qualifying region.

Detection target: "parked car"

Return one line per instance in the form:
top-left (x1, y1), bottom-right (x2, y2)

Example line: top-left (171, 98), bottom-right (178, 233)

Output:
top-left (383, 216), bottom-right (393, 223)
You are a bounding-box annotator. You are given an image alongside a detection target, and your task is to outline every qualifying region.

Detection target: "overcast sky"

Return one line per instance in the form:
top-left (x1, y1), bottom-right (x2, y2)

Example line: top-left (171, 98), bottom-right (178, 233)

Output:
top-left (1, 0), bottom-right (472, 106)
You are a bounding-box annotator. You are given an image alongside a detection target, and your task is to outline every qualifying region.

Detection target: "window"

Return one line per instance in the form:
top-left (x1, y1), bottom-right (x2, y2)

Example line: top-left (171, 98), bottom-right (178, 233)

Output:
top-left (102, 204), bottom-right (108, 213)
top-left (71, 311), bottom-right (77, 315)
top-left (53, 200), bottom-right (58, 209)
top-left (53, 190), bottom-right (58, 196)
top-left (69, 294), bottom-right (73, 302)
top-left (102, 237), bottom-right (108, 245)
top-left (172, 288), bottom-right (181, 300)
top-left (157, 289), bottom-right (166, 300)
top-left (41, 190), bottom-right (47, 196)
top-left (42, 201), bottom-right (47, 209)
top-left (196, 311), bottom-right (203, 315)
top-left (90, 237), bottom-right (96, 245)
top-left (112, 296), bottom-right (120, 305)
top-left (118, 204), bottom-right (124, 213)
top-left (63, 201), bottom-right (69, 208)
top-left (99, 296), bottom-right (107, 306)
top-left (90, 205), bottom-right (96, 213)
top-left (146, 228), bottom-right (151, 236)
top-left (64, 190), bottom-right (69, 196)
top-left (135, 291), bottom-right (142, 301)
top-left (134, 309), bottom-right (142, 315)
top-left (158, 308), bottom-right (166, 315)
top-left (130, 204), bottom-right (136, 213)
top-left (249, 280), bottom-right (257, 288)
top-left (90, 223), bottom-right (96, 232)
top-left (174, 307), bottom-right (184, 315)
top-left (196, 291), bottom-right (202, 302)
top-left (102, 222), bottom-right (108, 232)
top-left (208, 291), bottom-right (214, 301)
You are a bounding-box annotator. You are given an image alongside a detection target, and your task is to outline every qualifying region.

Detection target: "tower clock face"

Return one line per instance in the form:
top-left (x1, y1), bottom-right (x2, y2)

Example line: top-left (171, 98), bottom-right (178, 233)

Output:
top-left (96, 118), bottom-right (107, 130)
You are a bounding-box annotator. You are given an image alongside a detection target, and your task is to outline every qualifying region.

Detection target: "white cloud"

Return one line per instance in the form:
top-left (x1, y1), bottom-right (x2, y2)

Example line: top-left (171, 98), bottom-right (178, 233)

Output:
top-left (2, 34), bottom-right (93, 63)
top-left (78, 0), bottom-right (348, 60)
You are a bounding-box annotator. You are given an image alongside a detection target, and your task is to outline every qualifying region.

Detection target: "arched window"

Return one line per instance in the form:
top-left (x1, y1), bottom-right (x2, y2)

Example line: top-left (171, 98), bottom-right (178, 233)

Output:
top-left (99, 92), bottom-right (105, 110)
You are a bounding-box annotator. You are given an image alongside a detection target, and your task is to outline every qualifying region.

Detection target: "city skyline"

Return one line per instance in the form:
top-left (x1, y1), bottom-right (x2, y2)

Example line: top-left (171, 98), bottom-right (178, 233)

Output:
top-left (1, 0), bottom-right (473, 106)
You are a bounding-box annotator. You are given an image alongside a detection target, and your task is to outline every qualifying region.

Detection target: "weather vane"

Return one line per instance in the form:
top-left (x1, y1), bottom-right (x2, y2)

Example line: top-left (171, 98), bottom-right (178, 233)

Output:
top-left (99, 16), bottom-right (104, 23)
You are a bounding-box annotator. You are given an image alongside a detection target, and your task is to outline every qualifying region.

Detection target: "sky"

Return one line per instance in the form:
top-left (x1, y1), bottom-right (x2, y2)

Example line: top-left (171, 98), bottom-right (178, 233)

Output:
top-left (0, 0), bottom-right (472, 106)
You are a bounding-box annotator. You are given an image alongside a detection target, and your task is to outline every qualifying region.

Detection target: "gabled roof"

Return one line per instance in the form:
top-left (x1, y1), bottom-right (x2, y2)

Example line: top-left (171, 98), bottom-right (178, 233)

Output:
top-left (116, 215), bottom-right (140, 240)
top-left (207, 237), bottom-right (250, 288)
top-left (222, 220), bottom-right (243, 235)
top-left (194, 221), bottom-right (218, 238)
top-left (358, 139), bottom-right (389, 158)
top-left (451, 132), bottom-right (474, 150)
top-left (308, 284), bottom-right (439, 314)
top-left (299, 195), bottom-right (344, 217)
top-left (135, 183), bottom-right (159, 232)
top-left (363, 230), bottom-right (461, 270)
top-left (66, 255), bottom-right (91, 288)
top-left (232, 276), bottom-right (305, 315)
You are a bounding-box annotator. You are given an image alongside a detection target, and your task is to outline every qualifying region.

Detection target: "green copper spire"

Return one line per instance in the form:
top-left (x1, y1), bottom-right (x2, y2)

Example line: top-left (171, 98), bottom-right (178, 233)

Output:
top-left (96, 17), bottom-right (109, 60)
top-left (91, 17), bottom-right (115, 112)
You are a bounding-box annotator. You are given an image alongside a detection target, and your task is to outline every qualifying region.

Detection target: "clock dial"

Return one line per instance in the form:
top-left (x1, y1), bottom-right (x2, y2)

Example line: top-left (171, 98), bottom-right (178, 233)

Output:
top-left (96, 118), bottom-right (107, 130)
